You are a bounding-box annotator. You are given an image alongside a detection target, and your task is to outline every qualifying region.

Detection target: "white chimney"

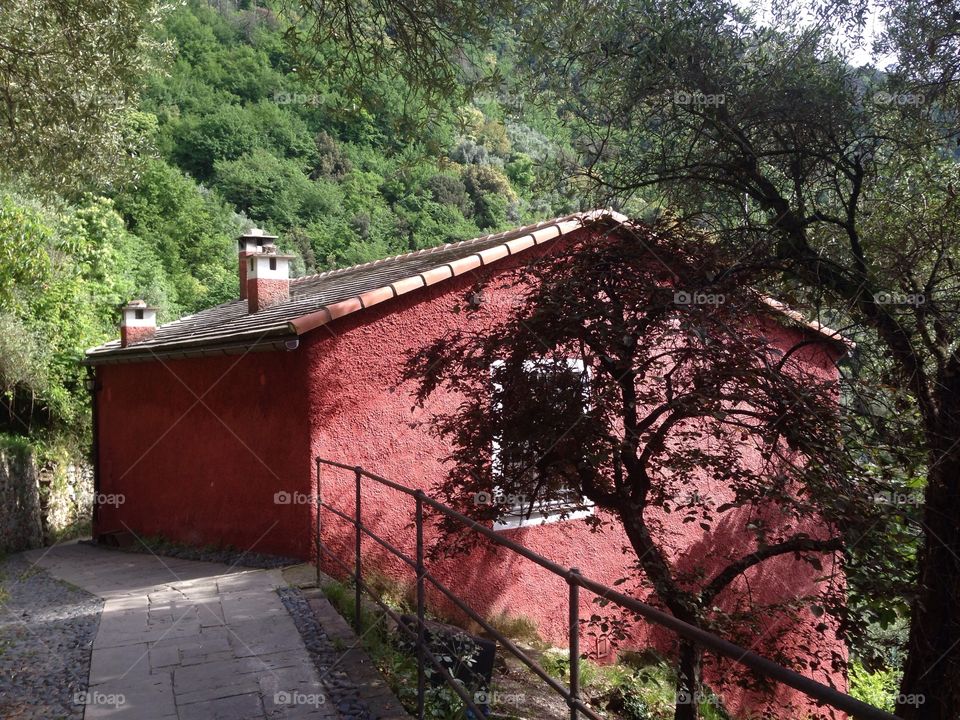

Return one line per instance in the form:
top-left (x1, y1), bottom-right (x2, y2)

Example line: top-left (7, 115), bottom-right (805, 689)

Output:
top-left (238, 228), bottom-right (277, 300)
top-left (247, 244), bottom-right (294, 313)
top-left (120, 300), bottom-right (157, 347)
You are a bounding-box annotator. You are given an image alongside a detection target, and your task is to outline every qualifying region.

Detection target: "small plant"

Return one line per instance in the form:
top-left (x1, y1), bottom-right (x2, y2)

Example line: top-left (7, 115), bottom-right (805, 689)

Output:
top-left (849, 660), bottom-right (899, 712)
top-left (540, 647), bottom-right (570, 681)
top-left (617, 686), bottom-right (655, 720)
top-left (322, 578), bottom-right (469, 719)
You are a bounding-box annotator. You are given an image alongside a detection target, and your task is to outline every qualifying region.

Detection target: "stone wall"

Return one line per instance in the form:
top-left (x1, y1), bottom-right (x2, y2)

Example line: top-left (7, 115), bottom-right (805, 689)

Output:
top-left (0, 441), bottom-right (94, 553)
top-left (37, 460), bottom-right (95, 543)
top-left (0, 444), bottom-right (43, 552)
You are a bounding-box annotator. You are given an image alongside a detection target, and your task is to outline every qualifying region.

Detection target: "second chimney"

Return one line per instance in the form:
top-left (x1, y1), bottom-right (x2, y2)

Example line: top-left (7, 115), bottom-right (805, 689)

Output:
top-left (238, 228), bottom-right (277, 300)
top-left (247, 244), bottom-right (294, 313)
top-left (120, 299), bottom-right (157, 347)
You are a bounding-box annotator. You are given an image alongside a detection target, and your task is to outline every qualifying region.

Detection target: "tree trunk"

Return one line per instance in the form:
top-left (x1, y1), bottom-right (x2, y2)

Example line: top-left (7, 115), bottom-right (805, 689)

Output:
top-left (898, 369), bottom-right (960, 719)
top-left (675, 638), bottom-right (702, 720)
top-left (620, 511), bottom-right (703, 720)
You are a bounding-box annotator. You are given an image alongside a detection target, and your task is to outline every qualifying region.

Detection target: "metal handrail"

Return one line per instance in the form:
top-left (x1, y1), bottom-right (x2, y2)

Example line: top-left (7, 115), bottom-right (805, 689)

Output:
top-left (314, 457), bottom-right (901, 720)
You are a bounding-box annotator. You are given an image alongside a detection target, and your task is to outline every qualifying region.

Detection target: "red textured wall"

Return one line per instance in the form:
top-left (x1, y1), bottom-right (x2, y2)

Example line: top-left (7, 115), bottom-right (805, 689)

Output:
top-left (95, 347), bottom-right (313, 558)
top-left (302, 227), bottom-right (847, 718)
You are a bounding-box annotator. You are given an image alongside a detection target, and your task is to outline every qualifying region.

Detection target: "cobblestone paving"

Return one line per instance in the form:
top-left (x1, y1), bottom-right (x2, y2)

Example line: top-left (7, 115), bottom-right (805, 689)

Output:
top-left (278, 588), bottom-right (374, 720)
top-left (0, 552), bottom-right (102, 720)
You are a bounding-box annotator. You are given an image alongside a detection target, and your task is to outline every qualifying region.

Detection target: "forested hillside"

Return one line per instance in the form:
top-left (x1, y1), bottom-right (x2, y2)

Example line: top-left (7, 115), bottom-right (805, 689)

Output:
top-left (1, 0), bottom-right (580, 449)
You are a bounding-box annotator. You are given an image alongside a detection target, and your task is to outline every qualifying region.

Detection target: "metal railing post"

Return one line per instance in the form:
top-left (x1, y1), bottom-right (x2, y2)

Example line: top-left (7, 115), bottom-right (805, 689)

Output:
top-left (313, 458), bottom-right (902, 720)
top-left (569, 567), bottom-right (581, 720)
top-left (415, 491), bottom-right (426, 720)
top-left (354, 466), bottom-right (363, 633)
top-left (315, 459), bottom-right (322, 588)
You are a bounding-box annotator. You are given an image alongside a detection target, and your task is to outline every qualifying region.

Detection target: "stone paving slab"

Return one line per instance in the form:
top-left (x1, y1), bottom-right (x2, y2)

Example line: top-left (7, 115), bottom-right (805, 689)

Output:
top-left (24, 543), bottom-right (340, 719)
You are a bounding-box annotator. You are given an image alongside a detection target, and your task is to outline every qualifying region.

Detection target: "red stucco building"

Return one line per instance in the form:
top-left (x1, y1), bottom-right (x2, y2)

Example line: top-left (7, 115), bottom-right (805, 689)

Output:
top-left (85, 211), bottom-right (850, 718)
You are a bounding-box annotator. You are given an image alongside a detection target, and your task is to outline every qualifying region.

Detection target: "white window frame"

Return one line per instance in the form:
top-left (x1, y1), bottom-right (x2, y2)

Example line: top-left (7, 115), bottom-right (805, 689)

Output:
top-left (490, 358), bottom-right (595, 531)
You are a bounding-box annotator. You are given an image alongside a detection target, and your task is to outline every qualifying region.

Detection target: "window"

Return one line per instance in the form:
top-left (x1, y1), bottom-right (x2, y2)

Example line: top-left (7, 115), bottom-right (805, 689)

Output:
top-left (490, 358), bottom-right (594, 530)
top-left (134, 309), bottom-right (144, 320)
top-left (269, 257), bottom-right (277, 271)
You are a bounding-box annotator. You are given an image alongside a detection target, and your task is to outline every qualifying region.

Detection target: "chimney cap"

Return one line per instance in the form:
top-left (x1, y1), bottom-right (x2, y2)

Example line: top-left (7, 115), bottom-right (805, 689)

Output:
top-left (124, 299), bottom-right (158, 311)
top-left (238, 228), bottom-right (278, 250)
top-left (254, 244), bottom-right (296, 259)
top-left (240, 227), bottom-right (277, 239)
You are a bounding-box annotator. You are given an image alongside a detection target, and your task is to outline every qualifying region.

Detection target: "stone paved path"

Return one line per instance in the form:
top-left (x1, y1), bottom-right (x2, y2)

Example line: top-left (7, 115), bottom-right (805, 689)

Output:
top-left (25, 543), bottom-right (340, 720)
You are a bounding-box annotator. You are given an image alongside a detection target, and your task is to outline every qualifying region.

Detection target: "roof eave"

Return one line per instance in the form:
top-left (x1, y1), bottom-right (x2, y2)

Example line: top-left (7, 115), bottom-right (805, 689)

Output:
top-left (287, 212), bottom-right (620, 336)
top-left (83, 333), bottom-right (299, 366)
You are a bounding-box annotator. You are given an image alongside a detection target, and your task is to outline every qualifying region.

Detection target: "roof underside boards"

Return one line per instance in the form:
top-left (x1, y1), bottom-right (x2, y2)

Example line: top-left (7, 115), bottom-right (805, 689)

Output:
top-left (84, 212), bottom-right (614, 364)
top-left (84, 209), bottom-right (848, 365)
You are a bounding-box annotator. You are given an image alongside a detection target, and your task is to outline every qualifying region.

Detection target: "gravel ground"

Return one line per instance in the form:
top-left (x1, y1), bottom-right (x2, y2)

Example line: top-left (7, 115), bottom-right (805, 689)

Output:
top-left (0, 552), bottom-right (102, 720)
top-left (278, 586), bottom-right (373, 720)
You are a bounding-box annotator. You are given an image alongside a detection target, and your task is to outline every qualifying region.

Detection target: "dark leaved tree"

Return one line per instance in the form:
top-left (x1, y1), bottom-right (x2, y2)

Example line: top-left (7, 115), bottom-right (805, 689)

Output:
top-left (405, 219), bottom-right (878, 720)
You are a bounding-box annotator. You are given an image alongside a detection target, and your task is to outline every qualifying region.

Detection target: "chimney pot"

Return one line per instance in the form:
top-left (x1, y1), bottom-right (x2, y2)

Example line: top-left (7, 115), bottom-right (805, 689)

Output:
top-left (247, 248), bottom-right (294, 313)
top-left (120, 300), bottom-right (157, 347)
top-left (238, 228), bottom-right (277, 300)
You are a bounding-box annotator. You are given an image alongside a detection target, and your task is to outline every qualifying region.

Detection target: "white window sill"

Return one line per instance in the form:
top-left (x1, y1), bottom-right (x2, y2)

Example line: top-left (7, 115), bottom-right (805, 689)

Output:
top-left (493, 505), bottom-right (594, 531)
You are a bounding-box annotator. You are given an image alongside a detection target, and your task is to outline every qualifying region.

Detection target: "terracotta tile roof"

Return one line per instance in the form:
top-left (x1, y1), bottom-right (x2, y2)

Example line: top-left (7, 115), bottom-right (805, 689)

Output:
top-left (84, 211), bottom-right (618, 363)
top-left (84, 209), bottom-right (849, 364)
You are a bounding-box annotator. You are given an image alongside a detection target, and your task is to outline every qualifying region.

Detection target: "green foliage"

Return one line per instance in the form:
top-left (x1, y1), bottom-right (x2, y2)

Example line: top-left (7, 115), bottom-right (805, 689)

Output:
top-left (0, 0), bottom-right (580, 469)
top-left (111, 159), bottom-right (239, 316)
top-left (0, 194), bottom-right (53, 308)
top-left (0, 188), bottom-right (171, 442)
top-left (461, 165), bottom-right (517, 228)
top-left (322, 578), bottom-right (464, 720)
top-left (173, 105), bottom-right (263, 179)
top-left (540, 648), bottom-right (730, 720)
top-left (485, 611), bottom-right (542, 646)
top-left (128, 0), bottom-right (582, 279)
top-left (849, 660), bottom-right (899, 712)
top-left (0, 0), bottom-right (160, 192)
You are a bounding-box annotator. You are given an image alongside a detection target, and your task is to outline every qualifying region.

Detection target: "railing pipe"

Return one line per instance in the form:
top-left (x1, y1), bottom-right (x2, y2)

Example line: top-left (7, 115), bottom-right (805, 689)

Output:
top-left (314, 459), bottom-right (322, 588)
top-left (316, 458), bottom-right (901, 720)
top-left (569, 567), bottom-right (581, 720)
top-left (419, 567), bottom-right (602, 719)
top-left (320, 501), bottom-right (418, 570)
top-left (415, 492), bottom-right (426, 720)
top-left (354, 466), bottom-right (362, 633)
